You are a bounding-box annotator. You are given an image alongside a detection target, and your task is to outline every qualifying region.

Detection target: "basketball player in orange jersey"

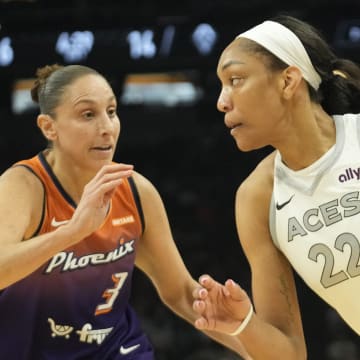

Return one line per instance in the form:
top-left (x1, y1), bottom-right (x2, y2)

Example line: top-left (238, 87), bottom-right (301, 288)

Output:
top-left (0, 64), bottom-right (250, 359)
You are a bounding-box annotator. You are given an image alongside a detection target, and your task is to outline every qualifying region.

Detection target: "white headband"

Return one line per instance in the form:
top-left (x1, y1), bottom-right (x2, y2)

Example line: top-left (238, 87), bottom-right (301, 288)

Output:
top-left (236, 20), bottom-right (322, 90)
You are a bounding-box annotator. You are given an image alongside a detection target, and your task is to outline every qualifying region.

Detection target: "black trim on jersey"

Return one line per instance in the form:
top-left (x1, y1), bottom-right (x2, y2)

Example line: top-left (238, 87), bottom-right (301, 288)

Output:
top-left (38, 151), bottom-right (77, 209)
top-left (128, 176), bottom-right (145, 234)
top-left (11, 164), bottom-right (46, 238)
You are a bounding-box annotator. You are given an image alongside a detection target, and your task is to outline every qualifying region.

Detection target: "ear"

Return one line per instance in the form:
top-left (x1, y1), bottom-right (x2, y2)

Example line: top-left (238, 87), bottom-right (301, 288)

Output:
top-left (37, 114), bottom-right (57, 141)
top-left (280, 66), bottom-right (303, 100)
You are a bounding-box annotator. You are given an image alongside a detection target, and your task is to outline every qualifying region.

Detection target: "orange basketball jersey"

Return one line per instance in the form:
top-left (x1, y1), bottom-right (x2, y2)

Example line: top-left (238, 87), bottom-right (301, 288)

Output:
top-left (0, 151), bottom-right (154, 359)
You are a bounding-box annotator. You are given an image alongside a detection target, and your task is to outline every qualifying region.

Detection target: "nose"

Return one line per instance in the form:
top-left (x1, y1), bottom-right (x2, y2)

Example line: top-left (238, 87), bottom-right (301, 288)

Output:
top-left (97, 113), bottom-right (115, 134)
top-left (217, 88), bottom-right (231, 113)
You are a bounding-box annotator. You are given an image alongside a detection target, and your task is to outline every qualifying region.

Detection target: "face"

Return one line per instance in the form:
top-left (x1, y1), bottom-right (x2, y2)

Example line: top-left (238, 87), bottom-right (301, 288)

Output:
top-left (50, 74), bottom-right (120, 171)
top-left (216, 39), bottom-right (287, 151)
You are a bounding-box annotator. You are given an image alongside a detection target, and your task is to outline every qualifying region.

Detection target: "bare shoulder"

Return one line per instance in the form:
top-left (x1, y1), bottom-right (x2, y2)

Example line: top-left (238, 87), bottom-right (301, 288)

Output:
top-left (0, 165), bottom-right (44, 241)
top-left (235, 151), bottom-right (277, 253)
top-left (0, 165), bottom-right (43, 195)
top-left (129, 171), bottom-right (163, 208)
top-left (130, 170), bottom-right (149, 186)
top-left (130, 171), bottom-right (157, 196)
top-left (237, 150), bottom-right (276, 206)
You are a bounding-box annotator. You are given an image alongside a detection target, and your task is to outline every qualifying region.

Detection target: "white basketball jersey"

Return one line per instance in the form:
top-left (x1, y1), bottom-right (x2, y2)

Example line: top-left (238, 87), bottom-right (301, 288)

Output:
top-left (270, 113), bottom-right (360, 335)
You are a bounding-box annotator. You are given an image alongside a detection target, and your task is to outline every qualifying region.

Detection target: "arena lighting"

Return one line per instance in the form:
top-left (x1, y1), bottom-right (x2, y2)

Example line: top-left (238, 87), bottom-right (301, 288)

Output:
top-left (1, 17), bottom-right (359, 77)
top-left (0, 36), bottom-right (14, 66)
top-left (349, 26), bottom-right (360, 43)
top-left (9, 71), bottom-right (204, 114)
top-left (120, 71), bottom-right (203, 107)
top-left (0, 21), bottom-right (220, 75)
top-left (334, 19), bottom-right (360, 49)
top-left (11, 78), bottom-right (38, 114)
top-left (55, 31), bottom-right (95, 63)
top-left (2, 16), bottom-right (360, 114)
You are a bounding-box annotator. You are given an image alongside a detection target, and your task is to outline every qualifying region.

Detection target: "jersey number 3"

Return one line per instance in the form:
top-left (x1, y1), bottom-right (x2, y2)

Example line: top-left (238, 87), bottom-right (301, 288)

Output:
top-left (308, 232), bottom-right (360, 288)
top-left (95, 272), bottom-right (128, 315)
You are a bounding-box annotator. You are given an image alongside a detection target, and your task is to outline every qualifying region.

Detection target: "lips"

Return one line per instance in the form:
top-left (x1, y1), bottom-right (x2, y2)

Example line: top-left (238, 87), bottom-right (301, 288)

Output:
top-left (224, 117), bottom-right (242, 129)
top-left (225, 121), bottom-right (242, 130)
top-left (92, 145), bottom-right (112, 151)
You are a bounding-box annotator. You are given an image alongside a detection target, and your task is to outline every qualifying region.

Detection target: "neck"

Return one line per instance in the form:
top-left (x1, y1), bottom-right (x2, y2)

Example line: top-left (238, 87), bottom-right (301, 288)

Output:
top-left (44, 149), bottom-right (96, 204)
top-left (275, 103), bottom-right (336, 170)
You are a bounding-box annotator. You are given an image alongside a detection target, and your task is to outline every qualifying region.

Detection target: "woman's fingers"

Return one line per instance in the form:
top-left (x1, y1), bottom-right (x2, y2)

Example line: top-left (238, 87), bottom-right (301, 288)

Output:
top-left (224, 279), bottom-right (248, 301)
top-left (192, 285), bottom-right (208, 300)
top-left (82, 164), bottom-right (134, 206)
top-left (193, 299), bottom-right (206, 313)
top-left (194, 315), bottom-right (209, 330)
top-left (87, 164), bottom-right (134, 191)
top-left (68, 164), bottom-right (134, 241)
top-left (198, 274), bottom-right (217, 289)
top-left (92, 163), bottom-right (134, 180)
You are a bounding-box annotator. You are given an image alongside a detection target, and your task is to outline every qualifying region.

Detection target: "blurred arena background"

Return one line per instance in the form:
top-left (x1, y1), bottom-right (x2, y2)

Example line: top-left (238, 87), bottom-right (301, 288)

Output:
top-left (1, 0), bottom-right (360, 358)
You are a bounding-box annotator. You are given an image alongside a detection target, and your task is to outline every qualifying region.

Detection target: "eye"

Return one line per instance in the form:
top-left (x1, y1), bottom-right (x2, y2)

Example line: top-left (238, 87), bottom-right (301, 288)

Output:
top-left (230, 77), bottom-right (244, 86)
top-left (108, 107), bottom-right (117, 118)
top-left (83, 111), bottom-right (94, 120)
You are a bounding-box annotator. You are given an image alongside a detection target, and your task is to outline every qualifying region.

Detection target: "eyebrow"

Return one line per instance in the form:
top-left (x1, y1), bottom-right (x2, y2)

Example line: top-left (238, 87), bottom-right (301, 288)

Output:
top-left (221, 60), bottom-right (245, 71)
top-left (73, 95), bottom-right (116, 106)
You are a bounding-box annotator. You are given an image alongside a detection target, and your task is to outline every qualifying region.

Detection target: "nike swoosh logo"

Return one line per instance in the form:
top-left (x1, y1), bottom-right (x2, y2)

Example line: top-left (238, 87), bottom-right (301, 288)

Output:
top-left (276, 195), bottom-right (294, 210)
top-left (120, 344), bottom-right (140, 355)
top-left (51, 217), bottom-right (70, 227)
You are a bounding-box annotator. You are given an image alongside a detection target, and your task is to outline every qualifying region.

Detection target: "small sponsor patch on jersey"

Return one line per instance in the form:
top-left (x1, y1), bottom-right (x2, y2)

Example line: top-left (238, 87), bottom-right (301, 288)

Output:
top-left (112, 215), bottom-right (135, 226)
top-left (48, 318), bottom-right (113, 345)
top-left (338, 167), bottom-right (360, 183)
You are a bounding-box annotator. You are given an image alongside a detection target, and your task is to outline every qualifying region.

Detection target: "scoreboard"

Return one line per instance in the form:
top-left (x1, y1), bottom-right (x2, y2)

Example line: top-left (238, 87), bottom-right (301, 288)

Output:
top-left (0, 15), bottom-right (359, 78)
top-left (0, 13), bottom-right (359, 112)
top-left (0, 19), bottom-right (236, 78)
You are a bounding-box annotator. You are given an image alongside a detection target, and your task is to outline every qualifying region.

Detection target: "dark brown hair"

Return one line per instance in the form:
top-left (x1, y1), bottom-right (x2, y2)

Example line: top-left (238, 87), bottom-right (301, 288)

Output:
top-left (31, 64), bottom-right (103, 116)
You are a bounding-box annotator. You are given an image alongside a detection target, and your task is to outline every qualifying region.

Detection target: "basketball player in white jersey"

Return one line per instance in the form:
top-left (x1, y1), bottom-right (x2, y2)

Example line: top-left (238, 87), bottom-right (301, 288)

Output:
top-left (192, 14), bottom-right (360, 359)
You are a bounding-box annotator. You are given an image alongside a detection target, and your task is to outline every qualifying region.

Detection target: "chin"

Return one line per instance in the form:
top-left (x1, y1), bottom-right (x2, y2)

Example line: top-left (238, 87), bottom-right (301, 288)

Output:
top-left (234, 139), bottom-right (264, 152)
top-left (97, 159), bottom-right (113, 168)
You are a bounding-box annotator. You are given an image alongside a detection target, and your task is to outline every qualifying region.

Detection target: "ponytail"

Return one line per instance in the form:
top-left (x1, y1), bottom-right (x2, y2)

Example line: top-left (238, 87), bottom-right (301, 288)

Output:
top-left (319, 58), bottom-right (360, 115)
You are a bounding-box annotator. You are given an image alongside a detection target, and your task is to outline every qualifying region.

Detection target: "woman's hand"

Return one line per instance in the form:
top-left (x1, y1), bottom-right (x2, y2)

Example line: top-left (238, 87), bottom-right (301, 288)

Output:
top-left (66, 163), bottom-right (133, 242)
top-left (193, 274), bottom-right (253, 335)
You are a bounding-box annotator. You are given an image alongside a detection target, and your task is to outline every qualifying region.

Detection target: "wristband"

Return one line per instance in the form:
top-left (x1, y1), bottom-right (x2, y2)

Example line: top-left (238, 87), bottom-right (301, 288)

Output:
top-left (228, 304), bottom-right (254, 336)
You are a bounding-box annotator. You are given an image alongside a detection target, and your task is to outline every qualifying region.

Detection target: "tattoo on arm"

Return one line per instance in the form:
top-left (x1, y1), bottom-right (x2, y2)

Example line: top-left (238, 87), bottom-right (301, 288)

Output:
top-left (279, 274), bottom-right (294, 327)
